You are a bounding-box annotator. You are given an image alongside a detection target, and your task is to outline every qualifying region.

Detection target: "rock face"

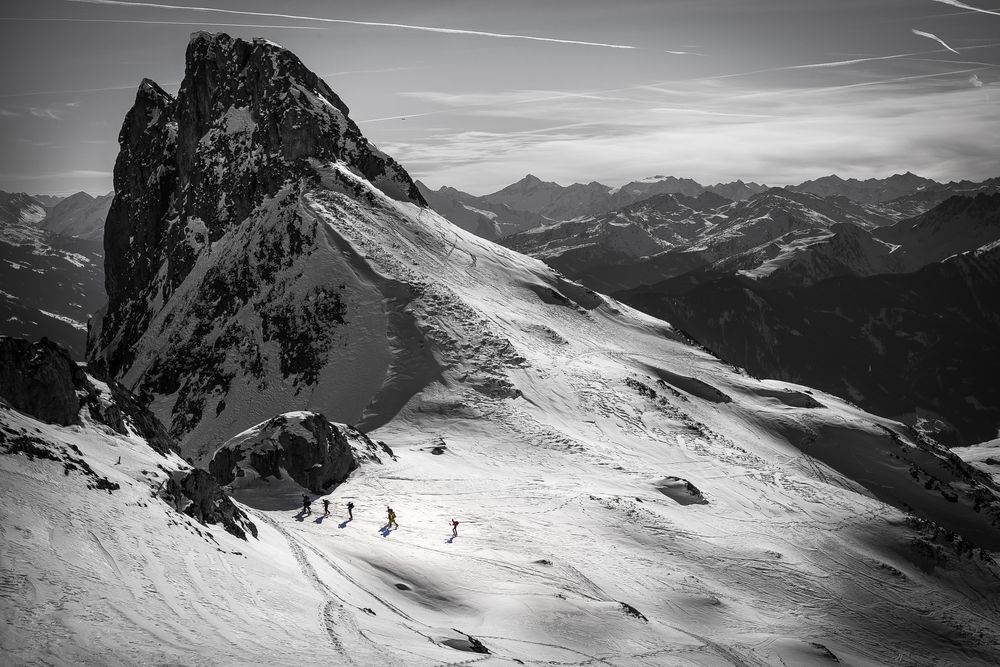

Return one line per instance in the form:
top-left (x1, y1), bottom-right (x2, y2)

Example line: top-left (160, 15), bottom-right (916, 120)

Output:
top-left (88, 33), bottom-right (432, 456)
top-left (91, 31), bottom-right (424, 380)
top-left (210, 411), bottom-right (371, 492)
top-left (0, 337), bottom-right (88, 426)
top-left (163, 468), bottom-right (258, 540)
top-left (0, 336), bottom-right (177, 454)
top-left (0, 338), bottom-right (252, 540)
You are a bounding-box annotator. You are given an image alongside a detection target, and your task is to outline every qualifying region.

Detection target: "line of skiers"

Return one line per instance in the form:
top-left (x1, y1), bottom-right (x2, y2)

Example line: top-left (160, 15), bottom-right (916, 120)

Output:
top-left (301, 494), bottom-right (459, 536)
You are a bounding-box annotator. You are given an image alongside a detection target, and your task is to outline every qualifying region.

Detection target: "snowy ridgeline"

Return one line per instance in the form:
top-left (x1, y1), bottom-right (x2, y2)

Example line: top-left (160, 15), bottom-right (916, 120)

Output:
top-left (4, 32), bottom-right (1000, 666)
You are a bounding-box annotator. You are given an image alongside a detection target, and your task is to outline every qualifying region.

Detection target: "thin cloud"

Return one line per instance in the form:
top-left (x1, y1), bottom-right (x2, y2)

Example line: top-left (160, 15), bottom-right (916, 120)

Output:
top-left (912, 29), bottom-right (960, 55)
top-left (29, 108), bottom-right (64, 120)
top-left (695, 41), bottom-right (997, 85)
top-left (70, 0), bottom-right (649, 50)
top-left (358, 111), bottom-right (441, 124)
top-left (650, 107), bottom-right (781, 119)
top-left (930, 0), bottom-right (1000, 18)
top-left (0, 17), bottom-right (324, 29)
top-left (400, 83), bottom-right (1000, 193)
top-left (0, 82), bottom-right (181, 99)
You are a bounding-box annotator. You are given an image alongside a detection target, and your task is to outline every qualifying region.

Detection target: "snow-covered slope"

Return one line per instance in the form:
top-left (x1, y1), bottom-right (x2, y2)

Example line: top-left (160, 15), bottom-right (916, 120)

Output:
top-left (956, 438), bottom-right (1000, 487)
top-left (6, 32), bottom-right (1000, 666)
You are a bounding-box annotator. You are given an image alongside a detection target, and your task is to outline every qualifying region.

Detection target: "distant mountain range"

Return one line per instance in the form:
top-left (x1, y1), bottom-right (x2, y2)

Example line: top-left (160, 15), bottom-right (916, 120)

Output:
top-left (789, 172), bottom-right (1000, 205)
top-left (420, 171), bottom-right (999, 243)
top-left (40, 191), bottom-right (114, 241)
top-left (418, 174), bottom-right (769, 239)
top-left (494, 178), bottom-right (1000, 444)
top-left (501, 186), bottom-right (919, 293)
top-left (0, 190), bottom-right (112, 357)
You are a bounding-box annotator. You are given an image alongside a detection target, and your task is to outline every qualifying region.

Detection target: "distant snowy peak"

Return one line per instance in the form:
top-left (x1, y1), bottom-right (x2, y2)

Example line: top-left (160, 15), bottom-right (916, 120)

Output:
top-left (789, 172), bottom-right (1000, 209)
top-left (416, 181), bottom-right (546, 240)
top-left (478, 174), bottom-right (762, 222)
top-left (706, 179), bottom-right (769, 201)
top-left (40, 191), bottom-right (113, 240)
top-left (790, 172), bottom-right (939, 204)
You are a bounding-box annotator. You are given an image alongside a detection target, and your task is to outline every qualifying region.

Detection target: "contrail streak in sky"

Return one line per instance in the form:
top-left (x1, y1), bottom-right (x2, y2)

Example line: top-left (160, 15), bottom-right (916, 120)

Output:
top-left (0, 17), bottom-right (323, 29)
top-left (70, 0), bottom-right (645, 50)
top-left (912, 28), bottom-right (960, 54)
top-left (929, 0), bottom-right (1000, 18)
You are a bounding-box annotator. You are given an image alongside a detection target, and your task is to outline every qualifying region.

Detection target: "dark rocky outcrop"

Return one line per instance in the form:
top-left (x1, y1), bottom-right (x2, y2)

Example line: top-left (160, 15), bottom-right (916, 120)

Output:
top-left (210, 411), bottom-right (364, 492)
top-left (654, 476), bottom-right (708, 505)
top-left (163, 468), bottom-right (258, 540)
top-left (0, 336), bottom-right (178, 455)
top-left (0, 336), bottom-right (88, 426)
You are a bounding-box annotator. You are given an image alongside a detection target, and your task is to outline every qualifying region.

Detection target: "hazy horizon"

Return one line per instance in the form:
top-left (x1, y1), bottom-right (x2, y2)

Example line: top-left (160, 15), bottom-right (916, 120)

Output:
top-left (1, 0), bottom-right (998, 195)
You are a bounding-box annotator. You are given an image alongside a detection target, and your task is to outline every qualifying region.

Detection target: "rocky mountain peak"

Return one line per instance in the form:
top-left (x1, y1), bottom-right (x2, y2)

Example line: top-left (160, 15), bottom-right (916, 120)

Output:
top-left (91, 31), bottom-right (426, 379)
top-left (173, 31), bottom-right (423, 234)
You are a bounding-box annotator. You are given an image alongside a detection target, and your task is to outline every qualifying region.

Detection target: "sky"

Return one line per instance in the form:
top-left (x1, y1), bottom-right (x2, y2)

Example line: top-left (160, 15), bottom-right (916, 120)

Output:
top-left (0, 0), bottom-right (998, 195)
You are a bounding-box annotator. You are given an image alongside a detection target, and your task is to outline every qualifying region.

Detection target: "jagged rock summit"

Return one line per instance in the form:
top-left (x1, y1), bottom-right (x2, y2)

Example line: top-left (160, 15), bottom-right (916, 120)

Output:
top-left (91, 31), bottom-right (423, 377)
top-left (89, 33), bottom-right (432, 455)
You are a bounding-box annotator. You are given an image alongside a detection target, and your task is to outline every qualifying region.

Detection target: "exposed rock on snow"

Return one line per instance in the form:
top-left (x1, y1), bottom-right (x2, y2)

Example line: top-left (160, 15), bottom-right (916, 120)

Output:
top-left (618, 601), bottom-right (649, 621)
top-left (440, 630), bottom-right (490, 653)
top-left (0, 420), bottom-right (121, 494)
top-left (654, 476), bottom-right (708, 505)
top-left (163, 467), bottom-right (258, 540)
top-left (0, 336), bottom-right (177, 455)
top-left (0, 337), bottom-right (254, 540)
top-left (0, 336), bottom-right (90, 426)
top-left (210, 411), bottom-right (390, 492)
